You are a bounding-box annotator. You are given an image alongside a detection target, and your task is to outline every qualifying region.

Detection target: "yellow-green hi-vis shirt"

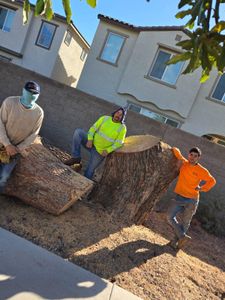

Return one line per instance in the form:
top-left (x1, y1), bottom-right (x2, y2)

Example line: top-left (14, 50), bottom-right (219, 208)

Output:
top-left (87, 115), bottom-right (127, 155)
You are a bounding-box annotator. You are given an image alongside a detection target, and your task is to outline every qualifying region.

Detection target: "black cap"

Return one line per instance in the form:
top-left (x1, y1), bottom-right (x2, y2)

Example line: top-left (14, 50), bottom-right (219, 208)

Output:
top-left (24, 81), bottom-right (40, 94)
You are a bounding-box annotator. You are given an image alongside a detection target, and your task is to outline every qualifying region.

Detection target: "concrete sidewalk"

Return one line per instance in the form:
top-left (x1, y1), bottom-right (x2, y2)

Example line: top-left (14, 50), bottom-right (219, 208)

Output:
top-left (0, 228), bottom-right (142, 300)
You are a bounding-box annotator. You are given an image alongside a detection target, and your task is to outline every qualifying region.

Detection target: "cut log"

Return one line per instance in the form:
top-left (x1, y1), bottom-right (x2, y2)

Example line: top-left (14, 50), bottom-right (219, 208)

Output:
top-left (4, 139), bottom-right (94, 215)
top-left (92, 135), bottom-right (178, 224)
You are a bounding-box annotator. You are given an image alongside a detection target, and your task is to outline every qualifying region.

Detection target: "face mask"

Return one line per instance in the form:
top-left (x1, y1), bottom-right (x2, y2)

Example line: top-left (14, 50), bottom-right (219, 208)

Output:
top-left (20, 88), bottom-right (39, 108)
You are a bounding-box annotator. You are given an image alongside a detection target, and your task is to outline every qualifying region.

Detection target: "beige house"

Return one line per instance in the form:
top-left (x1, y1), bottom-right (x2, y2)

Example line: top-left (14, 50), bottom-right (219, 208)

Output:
top-left (0, 0), bottom-right (89, 87)
top-left (77, 14), bottom-right (225, 144)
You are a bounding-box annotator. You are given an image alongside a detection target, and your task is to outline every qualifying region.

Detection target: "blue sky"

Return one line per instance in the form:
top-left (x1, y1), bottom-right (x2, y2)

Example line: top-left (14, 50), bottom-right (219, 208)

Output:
top-left (48, 0), bottom-right (186, 44)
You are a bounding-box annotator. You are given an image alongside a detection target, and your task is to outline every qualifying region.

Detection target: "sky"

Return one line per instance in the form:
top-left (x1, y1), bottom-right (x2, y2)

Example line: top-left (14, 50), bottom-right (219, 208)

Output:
top-left (47, 0), bottom-right (186, 45)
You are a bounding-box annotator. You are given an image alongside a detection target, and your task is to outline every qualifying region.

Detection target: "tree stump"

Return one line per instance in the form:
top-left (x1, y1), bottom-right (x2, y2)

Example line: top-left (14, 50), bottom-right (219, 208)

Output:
top-left (92, 135), bottom-right (178, 224)
top-left (4, 139), bottom-right (94, 215)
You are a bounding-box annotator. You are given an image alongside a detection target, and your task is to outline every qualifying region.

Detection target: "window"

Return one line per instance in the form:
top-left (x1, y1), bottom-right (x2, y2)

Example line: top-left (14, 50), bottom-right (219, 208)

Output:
top-left (0, 6), bottom-right (15, 32)
top-left (64, 31), bottom-right (72, 46)
top-left (129, 103), bottom-right (180, 128)
top-left (100, 32), bottom-right (125, 64)
top-left (0, 55), bottom-right (11, 62)
top-left (148, 49), bottom-right (184, 85)
top-left (202, 134), bottom-right (225, 147)
top-left (211, 73), bottom-right (225, 102)
top-left (80, 49), bottom-right (87, 61)
top-left (36, 21), bottom-right (57, 49)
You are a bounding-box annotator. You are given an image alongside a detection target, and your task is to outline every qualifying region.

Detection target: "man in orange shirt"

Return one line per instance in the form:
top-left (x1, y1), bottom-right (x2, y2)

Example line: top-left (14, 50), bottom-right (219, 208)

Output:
top-left (167, 147), bottom-right (216, 249)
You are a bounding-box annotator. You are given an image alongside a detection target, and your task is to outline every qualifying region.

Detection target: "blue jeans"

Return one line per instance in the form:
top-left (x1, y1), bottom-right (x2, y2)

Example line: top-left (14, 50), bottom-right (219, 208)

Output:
top-left (71, 128), bottom-right (105, 180)
top-left (167, 194), bottom-right (199, 239)
top-left (0, 157), bottom-right (18, 193)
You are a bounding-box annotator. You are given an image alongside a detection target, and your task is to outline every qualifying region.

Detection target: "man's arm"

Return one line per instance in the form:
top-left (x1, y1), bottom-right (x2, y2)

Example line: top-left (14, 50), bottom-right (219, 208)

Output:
top-left (199, 169), bottom-right (216, 192)
top-left (87, 116), bottom-right (105, 148)
top-left (172, 147), bottom-right (187, 163)
top-left (105, 125), bottom-right (127, 154)
top-left (0, 99), bottom-right (12, 147)
top-left (16, 111), bottom-right (44, 152)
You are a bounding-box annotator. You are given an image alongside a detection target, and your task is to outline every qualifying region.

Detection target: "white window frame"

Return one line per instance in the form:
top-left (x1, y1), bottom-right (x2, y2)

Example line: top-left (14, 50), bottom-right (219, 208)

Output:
top-left (64, 31), bottom-right (72, 46)
top-left (0, 5), bottom-right (15, 32)
top-left (148, 48), bottom-right (184, 86)
top-left (128, 103), bottom-right (180, 128)
top-left (211, 74), bottom-right (225, 102)
top-left (99, 31), bottom-right (126, 65)
top-left (80, 49), bottom-right (87, 61)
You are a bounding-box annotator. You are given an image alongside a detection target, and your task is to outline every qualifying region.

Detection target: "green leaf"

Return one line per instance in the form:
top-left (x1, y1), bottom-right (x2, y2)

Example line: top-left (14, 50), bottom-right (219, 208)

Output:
top-left (63, 0), bottom-right (72, 23)
top-left (86, 0), bottom-right (97, 8)
top-left (45, 0), bottom-right (53, 20)
top-left (35, 0), bottom-right (45, 16)
top-left (217, 43), bottom-right (225, 72)
top-left (167, 52), bottom-right (192, 65)
top-left (23, 0), bottom-right (30, 24)
top-left (178, 0), bottom-right (192, 9)
top-left (200, 43), bottom-right (212, 70)
top-left (175, 9), bottom-right (192, 19)
top-left (176, 39), bottom-right (193, 50)
top-left (185, 18), bottom-right (195, 29)
top-left (200, 69), bottom-right (210, 83)
top-left (211, 21), bottom-right (225, 33)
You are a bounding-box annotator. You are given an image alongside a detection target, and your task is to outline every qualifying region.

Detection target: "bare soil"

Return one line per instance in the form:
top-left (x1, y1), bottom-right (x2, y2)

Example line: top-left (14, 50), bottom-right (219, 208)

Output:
top-left (0, 194), bottom-right (224, 300)
top-left (1, 141), bottom-right (224, 300)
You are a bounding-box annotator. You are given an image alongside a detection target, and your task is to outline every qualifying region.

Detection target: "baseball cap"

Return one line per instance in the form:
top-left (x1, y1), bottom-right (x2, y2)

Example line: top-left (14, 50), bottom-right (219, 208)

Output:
top-left (24, 81), bottom-right (40, 94)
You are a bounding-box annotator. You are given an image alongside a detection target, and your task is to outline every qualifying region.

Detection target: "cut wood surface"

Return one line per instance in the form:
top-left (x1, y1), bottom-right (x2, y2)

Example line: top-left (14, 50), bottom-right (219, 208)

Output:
top-left (92, 135), bottom-right (178, 224)
top-left (5, 139), bottom-right (94, 215)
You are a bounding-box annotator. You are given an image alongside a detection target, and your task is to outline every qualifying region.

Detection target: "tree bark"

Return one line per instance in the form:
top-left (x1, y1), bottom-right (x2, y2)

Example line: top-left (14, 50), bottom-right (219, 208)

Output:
top-left (4, 139), bottom-right (94, 215)
top-left (92, 135), bottom-right (178, 224)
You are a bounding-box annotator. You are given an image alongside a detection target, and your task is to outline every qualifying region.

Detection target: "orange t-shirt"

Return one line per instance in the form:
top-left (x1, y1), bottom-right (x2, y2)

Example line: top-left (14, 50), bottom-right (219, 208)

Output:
top-left (172, 147), bottom-right (216, 199)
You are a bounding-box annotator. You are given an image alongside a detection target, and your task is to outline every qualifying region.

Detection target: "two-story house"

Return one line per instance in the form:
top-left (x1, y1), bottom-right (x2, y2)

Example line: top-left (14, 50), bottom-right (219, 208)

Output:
top-left (77, 14), bottom-right (225, 144)
top-left (0, 0), bottom-right (89, 87)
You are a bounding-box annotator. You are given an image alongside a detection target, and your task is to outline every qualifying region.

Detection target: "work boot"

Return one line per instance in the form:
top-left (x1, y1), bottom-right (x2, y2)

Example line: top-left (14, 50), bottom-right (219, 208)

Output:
top-left (168, 238), bottom-right (178, 250)
top-left (72, 163), bottom-right (82, 172)
top-left (177, 234), bottom-right (191, 249)
top-left (64, 157), bottom-right (81, 166)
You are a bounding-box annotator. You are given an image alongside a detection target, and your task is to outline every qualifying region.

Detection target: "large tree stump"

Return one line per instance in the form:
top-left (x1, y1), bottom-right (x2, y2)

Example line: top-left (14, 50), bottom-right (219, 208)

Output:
top-left (4, 140), bottom-right (94, 215)
top-left (92, 135), bottom-right (178, 224)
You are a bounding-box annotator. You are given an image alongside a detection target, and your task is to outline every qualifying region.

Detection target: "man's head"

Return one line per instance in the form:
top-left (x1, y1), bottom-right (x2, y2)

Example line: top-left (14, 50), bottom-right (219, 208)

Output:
top-left (112, 107), bottom-right (127, 123)
top-left (21, 81), bottom-right (40, 108)
top-left (188, 147), bottom-right (202, 164)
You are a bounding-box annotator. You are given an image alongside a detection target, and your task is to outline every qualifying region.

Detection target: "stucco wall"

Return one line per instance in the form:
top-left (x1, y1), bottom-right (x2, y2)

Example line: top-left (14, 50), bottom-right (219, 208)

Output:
top-left (77, 20), bottom-right (225, 139)
top-left (0, 60), bottom-right (224, 236)
top-left (51, 30), bottom-right (89, 88)
top-left (0, 1), bottom-right (30, 53)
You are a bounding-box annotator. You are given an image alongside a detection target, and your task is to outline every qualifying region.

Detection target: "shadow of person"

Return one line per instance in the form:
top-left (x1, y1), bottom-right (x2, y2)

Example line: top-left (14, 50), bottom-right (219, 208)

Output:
top-left (145, 211), bottom-right (225, 272)
top-left (0, 273), bottom-right (108, 300)
top-left (74, 239), bottom-right (177, 280)
top-left (0, 227), bottom-right (109, 300)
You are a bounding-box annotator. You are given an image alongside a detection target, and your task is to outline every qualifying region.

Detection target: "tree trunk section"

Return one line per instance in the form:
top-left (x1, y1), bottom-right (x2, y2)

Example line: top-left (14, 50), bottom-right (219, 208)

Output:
top-left (4, 139), bottom-right (94, 215)
top-left (92, 135), bottom-right (178, 224)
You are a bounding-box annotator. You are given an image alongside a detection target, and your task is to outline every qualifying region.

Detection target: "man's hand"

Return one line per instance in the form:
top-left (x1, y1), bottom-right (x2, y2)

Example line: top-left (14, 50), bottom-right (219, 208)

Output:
top-left (19, 148), bottom-right (29, 157)
top-left (5, 145), bottom-right (18, 156)
top-left (195, 186), bottom-right (201, 191)
top-left (101, 150), bottom-right (108, 157)
top-left (86, 140), bottom-right (93, 149)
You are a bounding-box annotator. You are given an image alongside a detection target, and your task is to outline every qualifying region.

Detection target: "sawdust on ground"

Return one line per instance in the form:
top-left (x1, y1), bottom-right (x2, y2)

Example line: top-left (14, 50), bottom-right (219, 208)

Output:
top-left (1, 141), bottom-right (224, 300)
top-left (0, 194), bottom-right (224, 300)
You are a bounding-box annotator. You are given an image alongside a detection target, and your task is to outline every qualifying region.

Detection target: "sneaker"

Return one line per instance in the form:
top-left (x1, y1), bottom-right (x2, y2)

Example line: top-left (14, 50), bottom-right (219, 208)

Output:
top-left (177, 235), bottom-right (191, 249)
top-left (64, 157), bottom-right (81, 166)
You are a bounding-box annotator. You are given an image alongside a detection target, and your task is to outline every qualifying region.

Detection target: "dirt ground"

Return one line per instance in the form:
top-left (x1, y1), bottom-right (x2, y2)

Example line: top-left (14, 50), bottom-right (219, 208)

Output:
top-left (0, 193), bottom-right (224, 300)
top-left (1, 142), bottom-right (224, 300)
